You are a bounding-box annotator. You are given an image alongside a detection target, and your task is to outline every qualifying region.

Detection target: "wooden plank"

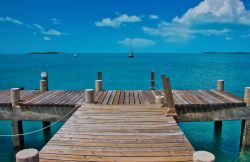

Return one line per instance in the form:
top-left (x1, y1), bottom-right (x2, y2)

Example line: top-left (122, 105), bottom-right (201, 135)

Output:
top-left (102, 90), bottom-right (113, 105)
top-left (124, 91), bottom-right (130, 105)
top-left (113, 91), bottom-right (121, 105)
top-left (98, 91), bottom-right (108, 104)
top-left (129, 90), bottom-right (135, 105)
top-left (108, 90), bottom-right (116, 105)
top-left (119, 91), bottom-right (125, 105)
top-left (134, 91), bottom-right (140, 105)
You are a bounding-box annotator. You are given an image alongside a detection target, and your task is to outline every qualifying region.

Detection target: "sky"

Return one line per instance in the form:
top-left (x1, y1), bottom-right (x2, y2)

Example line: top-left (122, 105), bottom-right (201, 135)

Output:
top-left (0, 0), bottom-right (250, 53)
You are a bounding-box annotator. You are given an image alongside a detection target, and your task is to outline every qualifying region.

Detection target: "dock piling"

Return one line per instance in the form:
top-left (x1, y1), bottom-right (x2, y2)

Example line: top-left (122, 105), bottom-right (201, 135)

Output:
top-left (217, 80), bottom-right (224, 91)
top-left (11, 120), bottom-right (24, 151)
top-left (85, 89), bottom-right (94, 103)
top-left (214, 121), bottom-right (222, 130)
top-left (42, 121), bottom-right (51, 134)
top-left (241, 87), bottom-right (250, 149)
top-left (40, 80), bottom-right (48, 92)
top-left (150, 71), bottom-right (155, 90)
top-left (193, 151), bottom-right (215, 162)
top-left (244, 87), bottom-right (250, 106)
top-left (11, 88), bottom-right (20, 107)
top-left (41, 72), bottom-right (48, 90)
top-left (16, 149), bottom-right (39, 162)
top-left (98, 71), bottom-right (102, 80)
top-left (95, 80), bottom-right (102, 92)
top-left (161, 75), bottom-right (175, 107)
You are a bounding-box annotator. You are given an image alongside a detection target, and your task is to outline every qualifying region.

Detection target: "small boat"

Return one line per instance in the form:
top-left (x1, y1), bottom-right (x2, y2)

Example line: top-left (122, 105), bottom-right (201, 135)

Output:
top-left (129, 39), bottom-right (134, 58)
top-left (73, 53), bottom-right (78, 57)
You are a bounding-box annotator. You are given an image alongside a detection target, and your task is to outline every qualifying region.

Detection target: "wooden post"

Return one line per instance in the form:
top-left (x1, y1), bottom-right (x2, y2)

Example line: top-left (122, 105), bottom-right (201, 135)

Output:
top-left (161, 75), bottom-right (175, 107)
top-left (95, 80), bottom-right (102, 92)
top-left (16, 149), bottom-right (39, 162)
top-left (217, 80), bottom-right (224, 91)
top-left (244, 87), bottom-right (250, 106)
top-left (85, 89), bottom-right (94, 103)
top-left (41, 72), bottom-right (48, 90)
top-left (11, 88), bottom-right (20, 107)
top-left (150, 71), bottom-right (155, 90)
top-left (12, 120), bottom-right (24, 151)
top-left (214, 121), bottom-right (222, 130)
top-left (240, 119), bottom-right (246, 150)
top-left (193, 151), bottom-right (215, 162)
top-left (241, 88), bottom-right (250, 149)
top-left (98, 72), bottom-right (102, 80)
top-left (40, 80), bottom-right (48, 92)
top-left (42, 121), bottom-right (51, 133)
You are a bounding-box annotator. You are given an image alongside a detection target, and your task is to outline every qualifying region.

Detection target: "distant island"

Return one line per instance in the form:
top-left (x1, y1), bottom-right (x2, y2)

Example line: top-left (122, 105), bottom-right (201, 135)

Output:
top-left (28, 52), bottom-right (64, 55)
top-left (203, 52), bottom-right (250, 54)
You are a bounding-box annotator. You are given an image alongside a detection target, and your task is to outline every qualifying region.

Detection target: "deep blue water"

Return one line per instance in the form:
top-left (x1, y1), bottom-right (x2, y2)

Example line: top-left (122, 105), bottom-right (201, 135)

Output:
top-left (0, 53), bottom-right (250, 162)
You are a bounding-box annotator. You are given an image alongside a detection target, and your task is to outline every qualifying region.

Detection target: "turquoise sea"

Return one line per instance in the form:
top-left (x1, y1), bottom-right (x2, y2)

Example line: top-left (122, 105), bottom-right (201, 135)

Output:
top-left (0, 53), bottom-right (250, 162)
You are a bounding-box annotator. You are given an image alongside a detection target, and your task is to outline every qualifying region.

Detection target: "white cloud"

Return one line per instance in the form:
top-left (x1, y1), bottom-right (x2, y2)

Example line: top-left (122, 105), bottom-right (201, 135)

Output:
top-left (118, 38), bottom-right (156, 47)
top-left (44, 36), bottom-right (51, 41)
top-left (173, 0), bottom-right (250, 26)
top-left (42, 29), bottom-right (62, 36)
top-left (95, 14), bottom-right (142, 28)
top-left (0, 16), bottom-right (23, 25)
top-left (143, 22), bottom-right (230, 42)
top-left (143, 0), bottom-right (250, 41)
top-left (33, 24), bottom-right (62, 36)
top-left (51, 18), bottom-right (61, 25)
top-left (34, 23), bottom-right (44, 30)
top-left (149, 15), bottom-right (159, 20)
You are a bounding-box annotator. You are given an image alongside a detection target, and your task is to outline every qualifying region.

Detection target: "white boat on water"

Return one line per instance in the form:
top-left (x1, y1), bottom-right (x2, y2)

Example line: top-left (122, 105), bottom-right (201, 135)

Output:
top-left (73, 53), bottom-right (78, 57)
top-left (129, 39), bottom-right (134, 58)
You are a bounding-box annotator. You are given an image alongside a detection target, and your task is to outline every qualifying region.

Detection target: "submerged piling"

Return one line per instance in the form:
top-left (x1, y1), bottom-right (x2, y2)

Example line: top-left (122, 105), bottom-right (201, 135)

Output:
top-left (214, 121), bottom-right (222, 130)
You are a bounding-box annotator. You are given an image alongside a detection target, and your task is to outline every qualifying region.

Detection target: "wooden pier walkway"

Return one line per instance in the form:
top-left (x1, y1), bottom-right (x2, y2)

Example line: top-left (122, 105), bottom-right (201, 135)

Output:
top-left (0, 89), bottom-right (245, 108)
top-left (39, 105), bottom-right (194, 162)
top-left (0, 88), bottom-right (247, 161)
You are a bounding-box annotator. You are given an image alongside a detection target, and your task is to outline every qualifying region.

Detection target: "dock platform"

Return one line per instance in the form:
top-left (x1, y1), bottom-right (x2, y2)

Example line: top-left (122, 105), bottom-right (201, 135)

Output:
top-left (39, 104), bottom-right (194, 162)
top-left (0, 90), bottom-right (245, 108)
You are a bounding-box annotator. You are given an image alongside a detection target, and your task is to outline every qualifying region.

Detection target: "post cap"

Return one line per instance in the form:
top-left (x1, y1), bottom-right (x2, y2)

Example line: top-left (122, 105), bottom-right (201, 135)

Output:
top-left (40, 79), bottom-right (47, 82)
top-left (16, 148), bottom-right (38, 159)
top-left (11, 88), bottom-right (20, 91)
top-left (41, 72), bottom-right (48, 78)
top-left (193, 151), bottom-right (215, 162)
top-left (85, 89), bottom-right (94, 92)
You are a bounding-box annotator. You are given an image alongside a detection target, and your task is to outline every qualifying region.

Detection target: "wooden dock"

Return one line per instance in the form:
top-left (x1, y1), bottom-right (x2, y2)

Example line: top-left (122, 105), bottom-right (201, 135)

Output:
top-left (39, 105), bottom-right (194, 162)
top-left (0, 89), bottom-right (247, 161)
top-left (0, 89), bottom-right (245, 108)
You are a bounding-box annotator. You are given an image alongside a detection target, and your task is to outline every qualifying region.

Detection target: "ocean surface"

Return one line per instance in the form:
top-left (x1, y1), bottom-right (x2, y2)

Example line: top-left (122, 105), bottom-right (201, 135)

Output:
top-left (0, 53), bottom-right (250, 162)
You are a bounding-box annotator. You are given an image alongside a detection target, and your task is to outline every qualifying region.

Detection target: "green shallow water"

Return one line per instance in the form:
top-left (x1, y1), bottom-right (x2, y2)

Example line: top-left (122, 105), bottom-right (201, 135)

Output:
top-left (0, 53), bottom-right (250, 162)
